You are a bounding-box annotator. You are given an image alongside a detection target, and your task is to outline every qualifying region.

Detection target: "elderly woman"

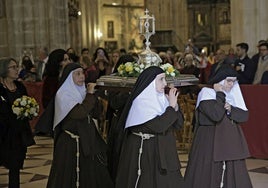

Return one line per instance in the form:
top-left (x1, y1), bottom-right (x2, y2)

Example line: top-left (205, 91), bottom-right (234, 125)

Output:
top-left (184, 65), bottom-right (252, 188)
top-left (0, 57), bottom-right (35, 188)
top-left (47, 63), bottom-right (113, 188)
top-left (180, 53), bottom-right (200, 78)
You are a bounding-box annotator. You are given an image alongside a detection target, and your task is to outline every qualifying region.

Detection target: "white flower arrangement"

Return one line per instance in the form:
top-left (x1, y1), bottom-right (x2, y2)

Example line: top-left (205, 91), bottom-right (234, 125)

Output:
top-left (117, 62), bottom-right (179, 78)
top-left (117, 62), bottom-right (150, 77)
top-left (160, 63), bottom-right (180, 77)
top-left (12, 95), bottom-right (39, 120)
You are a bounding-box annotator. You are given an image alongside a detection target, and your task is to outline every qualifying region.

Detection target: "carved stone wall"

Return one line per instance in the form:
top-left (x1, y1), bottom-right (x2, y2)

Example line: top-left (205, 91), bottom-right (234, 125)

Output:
top-left (145, 0), bottom-right (188, 52)
top-left (231, 0), bottom-right (268, 56)
top-left (98, 0), bottom-right (144, 53)
top-left (0, 0), bottom-right (8, 57)
top-left (0, 0), bottom-right (268, 59)
top-left (0, 0), bottom-right (69, 60)
top-left (187, 1), bottom-right (231, 53)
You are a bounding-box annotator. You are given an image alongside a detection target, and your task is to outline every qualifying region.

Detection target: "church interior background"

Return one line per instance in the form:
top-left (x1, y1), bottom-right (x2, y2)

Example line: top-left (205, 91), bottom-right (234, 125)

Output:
top-left (0, 1), bottom-right (268, 187)
top-left (0, 0), bottom-right (267, 60)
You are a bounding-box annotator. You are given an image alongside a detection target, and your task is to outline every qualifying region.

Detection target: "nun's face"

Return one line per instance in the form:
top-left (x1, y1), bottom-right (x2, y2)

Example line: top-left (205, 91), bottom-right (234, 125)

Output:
top-left (155, 73), bottom-right (167, 93)
top-left (223, 77), bottom-right (237, 92)
top-left (72, 68), bottom-right (85, 86)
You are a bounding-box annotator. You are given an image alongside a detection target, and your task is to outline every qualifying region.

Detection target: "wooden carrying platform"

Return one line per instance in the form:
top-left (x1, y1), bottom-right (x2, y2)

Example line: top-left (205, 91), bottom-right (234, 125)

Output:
top-left (96, 74), bottom-right (199, 91)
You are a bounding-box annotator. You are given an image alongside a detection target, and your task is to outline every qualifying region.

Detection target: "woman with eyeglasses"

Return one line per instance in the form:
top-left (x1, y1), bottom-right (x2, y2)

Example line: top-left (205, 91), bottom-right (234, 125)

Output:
top-left (184, 65), bottom-right (252, 188)
top-left (0, 57), bottom-right (35, 188)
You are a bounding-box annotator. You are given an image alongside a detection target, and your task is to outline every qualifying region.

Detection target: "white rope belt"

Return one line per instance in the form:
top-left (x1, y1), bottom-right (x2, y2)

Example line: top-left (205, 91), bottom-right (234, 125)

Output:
top-left (132, 132), bottom-right (155, 188)
top-left (64, 130), bottom-right (80, 188)
top-left (220, 161), bottom-right (226, 188)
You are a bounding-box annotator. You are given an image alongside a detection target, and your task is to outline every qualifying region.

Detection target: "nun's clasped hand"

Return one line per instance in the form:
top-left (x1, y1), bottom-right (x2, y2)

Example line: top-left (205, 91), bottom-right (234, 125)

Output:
top-left (87, 82), bottom-right (96, 94)
top-left (224, 102), bottom-right (231, 112)
top-left (166, 87), bottom-right (179, 111)
top-left (213, 83), bottom-right (223, 92)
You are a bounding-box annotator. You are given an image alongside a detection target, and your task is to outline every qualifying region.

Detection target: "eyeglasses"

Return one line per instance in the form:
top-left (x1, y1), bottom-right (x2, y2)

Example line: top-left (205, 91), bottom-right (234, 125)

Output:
top-left (260, 48), bottom-right (268, 51)
top-left (8, 65), bottom-right (19, 70)
top-left (225, 78), bottom-right (237, 83)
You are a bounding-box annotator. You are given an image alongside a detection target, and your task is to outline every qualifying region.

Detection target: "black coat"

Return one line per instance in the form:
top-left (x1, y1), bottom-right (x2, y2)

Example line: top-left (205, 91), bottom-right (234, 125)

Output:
top-left (261, 71), bottom-right (268, 84)
top-left (234, 55), bottom-right (257, 84)
top-left (0, 81), bottom-right (35, 169)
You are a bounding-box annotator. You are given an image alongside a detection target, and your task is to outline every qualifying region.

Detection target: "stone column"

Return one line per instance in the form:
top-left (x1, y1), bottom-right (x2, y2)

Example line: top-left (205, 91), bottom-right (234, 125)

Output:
top-left (47, 0), bottom-right (70, 52)
top-left (231, 0), bottom-right (268, 56)
top-left (80, 0), bottom-right (99, 52)
top-left (0, 0), bottom-right (9, 57)
top-left (172, 0), bottom-right (188, 51)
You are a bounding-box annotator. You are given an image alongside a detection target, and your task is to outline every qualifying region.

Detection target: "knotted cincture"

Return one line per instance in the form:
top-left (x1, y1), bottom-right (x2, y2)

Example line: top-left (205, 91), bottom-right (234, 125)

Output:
top-left (220, 161), bottom-right (226, 188)
top-left (132, 132), bottom-right (155, 188)
top-left (65, 130), bottom-right (80, 188)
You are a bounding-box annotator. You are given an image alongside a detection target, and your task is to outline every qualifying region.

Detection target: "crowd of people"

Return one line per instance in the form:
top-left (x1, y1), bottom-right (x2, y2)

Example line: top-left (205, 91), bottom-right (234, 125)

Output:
top-left (13, 38), bottom-right (268, 88)
top-left (1, 38), bottom-right (267, 187)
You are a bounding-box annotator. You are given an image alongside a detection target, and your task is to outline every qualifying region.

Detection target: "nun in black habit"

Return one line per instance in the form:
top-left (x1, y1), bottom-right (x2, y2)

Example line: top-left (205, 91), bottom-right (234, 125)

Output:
top-left (106, 54), bottom-right (136, 182)
top-left (47, 63), bottom-right (113, 188)
top-left (184, 65), bottom-right (252, 188)
top-left (115, 66), bottom-right (184, 188)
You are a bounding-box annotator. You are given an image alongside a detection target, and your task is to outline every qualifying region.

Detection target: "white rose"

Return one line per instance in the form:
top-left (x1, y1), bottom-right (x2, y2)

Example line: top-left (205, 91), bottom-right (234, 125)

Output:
top-left (125, 62), bottom-right (133, 66)
top-left (24, 112), bottom-right (29, 117)
top-left (20, 100), bottom-right (27, 106)
top-left (171, 72), bottom-right (175, 77)
top-left (30, 107), bottom-right (36, 114)
top-left (134, 67), bottom-right (140, 72)
top-left (12, 107), bottom-right (21, 115)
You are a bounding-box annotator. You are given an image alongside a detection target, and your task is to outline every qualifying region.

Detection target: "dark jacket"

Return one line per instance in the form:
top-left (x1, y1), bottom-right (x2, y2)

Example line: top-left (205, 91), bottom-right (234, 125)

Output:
top-left (234, 55), bottom-right (257, 84)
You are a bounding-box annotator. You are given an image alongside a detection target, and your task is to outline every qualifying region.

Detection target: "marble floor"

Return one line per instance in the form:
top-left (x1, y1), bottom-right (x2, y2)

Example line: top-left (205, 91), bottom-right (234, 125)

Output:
top-left (0, 136), bottom-right (268, 188)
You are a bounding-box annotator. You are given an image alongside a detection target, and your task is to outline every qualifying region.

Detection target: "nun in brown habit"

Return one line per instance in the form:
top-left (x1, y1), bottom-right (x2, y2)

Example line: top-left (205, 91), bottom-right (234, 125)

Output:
top-left (47, 63), bottom-right (113, 188)
top-left (115, 66), bottom-right (184, 188)
top-left (184, 65), bottom-right (252, 188)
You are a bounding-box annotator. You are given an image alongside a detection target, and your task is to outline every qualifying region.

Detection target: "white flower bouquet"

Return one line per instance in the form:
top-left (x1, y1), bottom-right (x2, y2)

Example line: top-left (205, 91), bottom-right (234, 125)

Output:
top-left (12, 95), bottom-right (39, 120)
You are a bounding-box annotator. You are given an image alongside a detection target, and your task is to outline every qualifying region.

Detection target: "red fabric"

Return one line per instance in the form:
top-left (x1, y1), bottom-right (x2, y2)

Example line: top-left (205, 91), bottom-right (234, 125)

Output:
top-left (240, 85), bottom-right (268, 159)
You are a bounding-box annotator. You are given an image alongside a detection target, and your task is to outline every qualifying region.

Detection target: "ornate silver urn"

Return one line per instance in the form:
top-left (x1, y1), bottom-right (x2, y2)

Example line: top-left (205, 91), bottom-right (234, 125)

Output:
top-left (138, 9), bottom-right (162, 66)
